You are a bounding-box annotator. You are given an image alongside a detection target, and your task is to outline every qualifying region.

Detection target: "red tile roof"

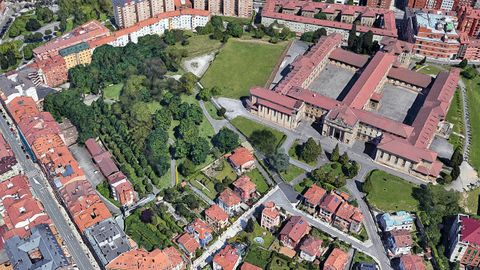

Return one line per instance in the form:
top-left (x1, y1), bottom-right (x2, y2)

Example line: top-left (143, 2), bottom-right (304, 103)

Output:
top-left (228, 147), bottom-right (254, 168)
top-left (177, 232), bottom-right (199, 254)
top-left (335, 203), bottom-right (363, 223)
top-left (262, 201), bottom-right (280, 219)
top-left (324, 248), bottom-right (349, 270)
top-left (329, 48), bottom-right (369, 68)
top-left (218, 188), bottom-right (241, 207)
top-left (460, 215), bottom-right (480, 245)
top-left (205, 204), bottom-right (229, 222)
top-left (300, 235), bottom-right (323, 257)
top-left (387, 67), bottom-right (432, 88)
top-left (320, 193), bottom-right (343, 213)
top-left (233, 175), bottom-right (256, 196)
top-left (0, 134), bottom-right (17, 175)
top-left (94, 151), bottom-right (119, 177)
top-left (189, 218), bottom-right (213, 241)
top-left (400, 254), bottom-right (426, 270)
top-left (279, 216), bottom-right (311, 243)
top-left (390, 229), bottom-right (413, 247)
top-left (213, 245), bottom-right (239, 270)
top-left (241, 262), bottom-right (263, 270)
top-left (106, 248), bottom-right (185, 270)
top-left (303, 184), bottom-right (327, 206)
top-left (85, 138), bottom-right (104, 157)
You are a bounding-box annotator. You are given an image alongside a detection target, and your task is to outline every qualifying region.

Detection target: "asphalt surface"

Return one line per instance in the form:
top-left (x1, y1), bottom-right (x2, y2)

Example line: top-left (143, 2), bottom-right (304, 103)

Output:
top-left (0, 106), bottom-right (97, 270)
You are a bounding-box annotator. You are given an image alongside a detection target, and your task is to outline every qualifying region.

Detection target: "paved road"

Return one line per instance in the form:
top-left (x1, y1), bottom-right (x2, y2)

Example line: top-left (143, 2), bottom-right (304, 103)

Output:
top-left (0, 106), bottom-right (98, 270)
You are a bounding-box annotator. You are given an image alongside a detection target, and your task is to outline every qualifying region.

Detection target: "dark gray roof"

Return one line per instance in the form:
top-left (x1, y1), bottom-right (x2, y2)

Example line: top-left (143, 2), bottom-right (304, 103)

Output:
top-left (84, 218), bottom-right (131, 266)
top-left (5, 224), bottom-right (69, 270)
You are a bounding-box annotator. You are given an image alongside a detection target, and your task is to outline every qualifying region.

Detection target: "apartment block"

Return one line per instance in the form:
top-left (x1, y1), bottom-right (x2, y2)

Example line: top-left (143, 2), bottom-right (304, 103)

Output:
top-left (366, 0), bottom-right (392, 9)
top-left (113, 0), bottom-right (177, 28)
top-left (448, 215), bottom-right (480, 267)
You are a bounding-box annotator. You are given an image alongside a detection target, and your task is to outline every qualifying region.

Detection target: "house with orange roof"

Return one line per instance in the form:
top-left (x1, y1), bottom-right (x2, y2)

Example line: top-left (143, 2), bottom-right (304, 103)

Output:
top-left (399, 254), bottom-right (425, 270)
top-left (176, 232), bottom-right (199, 258)
top-left (217, 188), bottom-right (241, 216)
top-left (186, 218), bottom-right (213, 247)
top-left (106, 247), bottom-right (185, 270)
top-left (303, 184), bottom-right (326, 214)
top-left (240, 262), bottom-right (262, 270)
top-left (261, 201), bottom-right (281, 232)
top-left (319, 193), bottom-right (344, 222)
top-left (204, 204), bottom-right (229, 231)
top-left (333, 203), bottom-right (364, 233)
top-left (0, 175), bottom-right (51, 242)
top-left (227, 147), bottom-right (255, 175)
top-left (212, 244), bottom-right (240, 270)
top-left (324, 248), bottom-right (349, 270)
top-left (299, 235), bottom-right (325, 262)
top-left (387, 230), bottom-right (413, 256)
top-left (232, 175), bottom-right (256, 202)
top-left (279, 216), bottom-right (311, 248)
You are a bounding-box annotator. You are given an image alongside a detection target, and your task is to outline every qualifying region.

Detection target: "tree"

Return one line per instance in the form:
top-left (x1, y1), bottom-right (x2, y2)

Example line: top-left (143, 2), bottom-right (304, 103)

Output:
top-left (450, 147), bottom-right (463, 167)
top-left (36, 7), bottom-right (54, 23)
top-left (250, 129), bottom-right (276, 154)
top-left (245, 218), bottom-right (255, 233)
top-left (362, 31), bottom-right (373, 54)
top-left (212, 28), bottom-right (224, 40)
top-left (314, 12), bottom-right (327, 20)
top-left (458, 59), bottom-right (468, 69)
top-left (300, 137), bottom-right (321, 163)
top-left (211, 16), bottom-right (224, 30)
top-left (269, 149), bottom-right (290, 172)
top-left (331, 144), bottom-right (340, 162)
top-left (23, 45), bottom-right (35, 60)
top-left (26, 18), bottom-right (41, 31)
top-left (418, 56), bottom-right (427, 65)
top-left (348, 24), bottom-right (357, 49)
top-left (279, 27), bottom-right (294, 40)
top-left (8, 25), bottom-right (21, 38)
top-left (451, 165), bottom-right (461, 180)
top-left (300, 31), bottom-right (315, 43)
top-left (252, 28), bottom-right (265, 39)
top-left (179, 72), bottom-right (197, 95)
top-left (197, 87), bottom-right (212, 101)
top-left (189, 137), bottom-right (210, 165)
top-left (140, 209), bottom-right (154, 223)
top-left (362, 176), bottom-right (373, 193)
top-left (339, 152), bottom-right (349, 166)
top-left (226, 22), bottom-right (243, 38)
top-left (212, 128), bottom-right (239, 153)
top-left (179, 159), bottom-right (196, 176)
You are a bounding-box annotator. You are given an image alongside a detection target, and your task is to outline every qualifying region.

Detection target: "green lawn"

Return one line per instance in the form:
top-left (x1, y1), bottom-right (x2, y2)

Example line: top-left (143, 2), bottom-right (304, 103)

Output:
top-left (415, 64), bottom-right (442, 76)
top-left (446, 88), bottom-right (464, 149)
top-left (172, 34), bottom-right (223, 57)
top-left (103, 83), bottom-right (123, 100)
top-left (204, 100), bottom-right (223, 120)
top-left (189, 173), bottom-right (218, 200)
top-left (201, 39), bottom-right (288, 99)
top-left (96, 181), bottom-right (121, 208)
top-left (461, 187), bottom-right (480, 215)
top-left (231, 116), bottom-right (286, 149)
top-left (353, 251), bottom-right (375, 264)
top-left (288, 140), bottom-right (317, 166)
top-left (212, 160), bottom-right (237, 182)
top-left (157, 168), bottom-right (172, 190)
top-left (463, 76), bottom-right (480, 171)
top-left (269, 256), bottom-right (291, 270)
top-left (365, 170), bottom-right (419, 212)
top-left (280, 164), bottom-right (305, 182)
top-left (6, 12), bottom-right (38, 38)
top-left (244, 245), bottom-right (272, 269)
top-left (246, 168), bottom-right (269, 193)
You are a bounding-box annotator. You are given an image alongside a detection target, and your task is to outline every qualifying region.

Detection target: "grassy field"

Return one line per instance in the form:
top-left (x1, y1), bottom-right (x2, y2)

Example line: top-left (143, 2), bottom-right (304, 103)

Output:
top-left (365, 170), bottom-right (419, 212)
top-left (415, 64), bottom-right (442, 76)
top-left (244, 245), bottom-right (272, 269)
top-left (461, 187), bottom-right (480, 215)
top-left (201, 39), bottom-right (288, 99)
top-left (246, 168), bottom-right (269, 193)
top-left (353, 251), bottom-right (376, 264)
top-left (231, 116), bottom-right (286, 149)
top-left (157, 168), bottom-right (172, 189)
top-left (103, 83), bottom-right (123, 100)
top-left (190, 173), bottom-right (218, 200)
top-left (212, 160), bottom-right (237, 182)
top-left (204, 100), bottom-right (223, 120)
top-left (288, 140), bottom-right (317, 166)
top-left (280, 164), bottom-right (305, 182)
top-left (463, 76), bottom-right (480, 172)
top-left (446, 88), bottom-right (465, 150)
top-left (172, 34), bottom-right (223, 57)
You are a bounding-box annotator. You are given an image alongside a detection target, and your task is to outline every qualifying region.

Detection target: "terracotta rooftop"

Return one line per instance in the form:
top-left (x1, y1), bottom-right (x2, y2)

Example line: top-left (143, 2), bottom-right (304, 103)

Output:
top-left (241, 262), bottom-right (263, 270)
top-left (329, 48), bottom-right (369, 68)
top-left (233, 175), bottom-right (256, 194)
top-left (205, 204), bottom-right (228, 222)
top-left (279, 216), bottom-right (311, 243)
top-left (460, 215), bottom-right (480, 245)
top-left (335, 202), bottom-right (363, 223)
top-left (213, 245), bottom-right (239, 270)
top-left (400, 254), bottom-right (425, 270)
top-left (85, 138), bottom-right (105, 157)
top-left (7, 96), bottom-right (40, 123)
top-left (299, 235), bottom-right (323, 257)
top-left (262, 201), bottom-right (280, 219)
top-left (324, 248), bottom-right (349, 270)
top-left (228, 147), bottom-right (254, 168)
top-left (0, 134), bottom-right (17, 175)
top-left (189, 218), bottom-right (213, 240)
top-left (380, 37), bottom-right (413, 55)
top-left (106, 247), bottom-right (184, 270)
top-left (320, 193), bottom-right (343, 213)
top-left (218, 188), bottom-right (241, 207)
top-left (390, 229), bottom-right (413, 248)
top-left (177, 232), bottom-right (199, 254)
top-left (387, 67), bottom-right (432, 88)
top-left (303, 184), bottom-right (327, 206)
top-left (94, 151), bottom-right (119, 177)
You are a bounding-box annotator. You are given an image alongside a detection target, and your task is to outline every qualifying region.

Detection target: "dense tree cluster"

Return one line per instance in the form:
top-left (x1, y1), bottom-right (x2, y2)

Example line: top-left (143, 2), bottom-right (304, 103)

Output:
top-left (250, 129), bottom-right (277, 154)
top-left (300, 28), bottom-right (327, 43)
top-left (347, 26), bottom-right (379, 55)
top-left (211, 128), bottom-right (240, 153)
top-left (268, 149), bottom-right (290, 172)
top-left (58, 0), bottom-right (112, 30)
top-left (298, 137), bottom-right (322, 163)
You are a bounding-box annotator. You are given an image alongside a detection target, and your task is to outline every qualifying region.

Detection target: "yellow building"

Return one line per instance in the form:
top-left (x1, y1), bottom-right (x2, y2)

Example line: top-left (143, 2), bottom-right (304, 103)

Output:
top-left (59, 42), bottom-right (93, 70)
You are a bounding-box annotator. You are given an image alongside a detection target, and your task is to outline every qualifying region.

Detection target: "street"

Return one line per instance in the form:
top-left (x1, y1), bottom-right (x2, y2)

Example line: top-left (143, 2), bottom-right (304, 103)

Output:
top-left (0, 105), bottom-right (99, 270)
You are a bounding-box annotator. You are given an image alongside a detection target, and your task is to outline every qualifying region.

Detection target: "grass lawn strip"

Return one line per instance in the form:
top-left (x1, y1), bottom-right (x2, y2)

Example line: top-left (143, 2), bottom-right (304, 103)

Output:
top-left (461, 187), bottom-right (480, 214)
top-left (201, 39), bottom-right (288, 99)
top-left (231, 116), bottom-right (286, 149)
top-left (280, 164), bottom-right (305, 182)
top-left (464, 77), bottom-right (480, 171)
top-left (96, 181), bottom-right (121, 208)
top-left (171, 34), bottom-right (223, 57)
top-left (103, 83), bottom-right (123, 100)
top-left (288, 140), bottom-right (317, 166)
top-left (244, 245), bottom-right (272, 269)
top-left (365, 170), bottom-right (419, 212)
top-left (246, 168), bottom-right (270, 194)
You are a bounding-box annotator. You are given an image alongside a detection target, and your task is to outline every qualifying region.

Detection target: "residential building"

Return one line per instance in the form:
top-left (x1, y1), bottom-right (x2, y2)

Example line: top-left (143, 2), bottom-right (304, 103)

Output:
top-left (379, 37), bottom-right (413, 68)
top-left (186, 219), bottom-right (213, 247)
top-left (333, 203), bottom-right (363, 233)
top-left (319, 193), bottom-right (343, 222)
top-left (448, 214), bottom-right (480, 267)
top-left (106, 247), bottom-right (185, 270)
top-left (379, 211), bottom-right (414, 232)
top-left (302, 184), bottom-right (326, 214)
top-left (227, 147), bottom-right (255, 174)
top-left (249, 33), bottom-right (460, 181)
top-left (399, 254), bottom-right (425, 270)
top-left (457, 6), bottom-right (480, 38)
top-left (365, 0), bottom-right (392, 9)
top-left (217, 188), bottom-right (242, 216)
top-left (240, 262), bottom-right (262, 270)
top-left (194, 0), bottom-right (252, 17)
top-left (387, 230), bottom-right (413, 256)
top-left (177, 232), bottom-right (200, 258)
top-left (0, 134), bottom-right (20, 181)
top-left (261, 0), bottom-right (397, 42)
top-left (5, 224), bottom-right (69, 270)
top-left (232, 175), bottom-right (256, 201)
top-left (212, 244), bottom-right (240, 270)
top-left (204, 204), bottom-right (229, 230)
top-left (113, 0), bottom-right (176, 28)
top-left (324, 248), bottom-right (349, 270)
top-left (279, 216), bottom-right (311, 248)
top-left (84, 218), bottom-right (131, 266)
top-left (0, 175), bottom-right (51, 241)
top-left (299, 235), bottom-right (324, 262)
top-left (261, 201), bottom-right (280, 231)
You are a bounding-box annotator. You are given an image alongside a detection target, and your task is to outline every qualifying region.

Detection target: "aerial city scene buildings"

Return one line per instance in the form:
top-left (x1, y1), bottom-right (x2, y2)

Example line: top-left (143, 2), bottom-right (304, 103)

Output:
top-left (0, 0), bottom-right (479, 269)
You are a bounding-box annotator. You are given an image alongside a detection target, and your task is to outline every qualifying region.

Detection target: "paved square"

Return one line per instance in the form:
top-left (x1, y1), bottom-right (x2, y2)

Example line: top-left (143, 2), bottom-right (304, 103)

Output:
top-left (308, 64), bottom-right (355, 100)
top-left (376, 84), bottom-right (419, 122)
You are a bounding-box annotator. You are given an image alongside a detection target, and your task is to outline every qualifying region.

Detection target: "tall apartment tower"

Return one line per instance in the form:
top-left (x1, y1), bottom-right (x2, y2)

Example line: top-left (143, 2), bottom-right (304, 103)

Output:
top-left (237, 0), bottom-right (253, 17)
top-left (193, 0), bottom-right (207, 10)
top-left (366, 0), bottom-right (392, 9)
top-left (223, 0), bottom-right (236, 16)
top-left (113, 0), bottom-right (171, 28)
top-left (208, 0), bottom-right (222, 14)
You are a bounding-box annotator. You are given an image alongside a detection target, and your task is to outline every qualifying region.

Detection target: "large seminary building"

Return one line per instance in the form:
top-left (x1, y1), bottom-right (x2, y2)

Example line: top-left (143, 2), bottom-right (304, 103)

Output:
top-left (249, 33), bottom-right (459, 181)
